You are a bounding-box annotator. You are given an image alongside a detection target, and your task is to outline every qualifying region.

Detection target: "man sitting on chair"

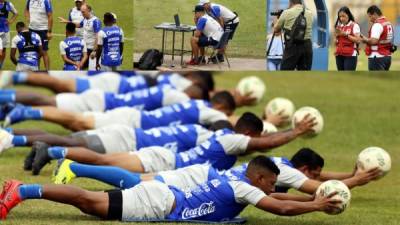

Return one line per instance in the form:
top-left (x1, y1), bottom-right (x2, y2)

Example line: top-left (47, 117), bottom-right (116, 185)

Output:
top-left (187, 5), bottom-right (223, 66)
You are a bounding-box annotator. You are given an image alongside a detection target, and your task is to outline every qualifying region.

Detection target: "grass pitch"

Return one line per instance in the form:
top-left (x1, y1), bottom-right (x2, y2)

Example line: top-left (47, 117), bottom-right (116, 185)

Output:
top-left (133, 0), bottom-right (266, 58)
top-left (0, 72), bottom-right (399, 224)
top-left (1, 0), bottom-right (133, 70)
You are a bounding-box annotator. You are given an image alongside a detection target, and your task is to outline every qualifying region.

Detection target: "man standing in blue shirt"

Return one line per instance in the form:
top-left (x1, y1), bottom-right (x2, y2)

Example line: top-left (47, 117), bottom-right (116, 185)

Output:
top-left (59, 22), bottom-right (87, 70)
top-left (25, 0), bottom-right (52, 70)
top-left (0, 0), bottom-right (18, 69)
top-left (10, 22), bottom-right (44, 71)
top-left (96, 12), bottom-right (123, 71)
top-left (187, 5), bottom-right (223, 66)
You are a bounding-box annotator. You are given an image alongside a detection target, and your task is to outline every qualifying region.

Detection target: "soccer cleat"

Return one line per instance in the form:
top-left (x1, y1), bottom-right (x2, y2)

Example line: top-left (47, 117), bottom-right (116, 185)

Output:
top-left (0, 129), bottom-right (14, 154)
top-left (23, 148), bottom-right (36, 171)
top-left (31, 142), bottom-right (52, 176)
top-left (216, 53), bottom-right (225, 62)
top-left (0, 180), bottom-right (23, 220)
top-left (208, 56), bottom-right (219, 64)
top-left (3, 104), bottom-right (27, 127)
top-left (0, 72), bottom-right (13, 89)
top-left (53, 159), bottom-right (76, 184)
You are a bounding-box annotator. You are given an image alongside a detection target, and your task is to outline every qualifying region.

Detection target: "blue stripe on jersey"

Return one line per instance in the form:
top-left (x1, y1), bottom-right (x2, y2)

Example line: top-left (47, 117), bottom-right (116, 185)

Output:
top-left (210, 5), bottom-right (221, 18)
top-left (44, 0), bottom-right (52, 13)
top-left (117, 76), bottom-right (148, 93)
top-left (92, 18), bottom-right (101, 33)
top-left (196, 17), bottom-right (207, 31)
top-left (167, 179), bottom-right (247, 222)
top-left (139, 100), bottom-right (211, 130)
top-left (104, 84), bottom-right (168, 111)
top-left (75, 78), bottom-right (90, 93)
top-left (175, 129), bottom-right (236, 170)
top-left (135, 124), bottom-right (203, 153)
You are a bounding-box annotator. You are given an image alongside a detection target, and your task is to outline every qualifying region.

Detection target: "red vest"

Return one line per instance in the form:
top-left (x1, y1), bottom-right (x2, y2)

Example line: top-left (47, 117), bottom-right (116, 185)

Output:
top-left (365, 17), bottom-right (393, 56)
top-left (335, 22), bottom-right (358, 56)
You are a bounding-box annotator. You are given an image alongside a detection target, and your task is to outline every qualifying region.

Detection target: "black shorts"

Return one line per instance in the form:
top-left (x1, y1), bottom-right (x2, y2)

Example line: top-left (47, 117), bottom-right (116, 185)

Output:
top-left (29, 29), bottom-right (49, 51)
top-left (106, 189), bottom-right (123, 220)
top-left (224, 22), bottom-right (239, 40)
top-left (198, 35), bottom-right (219, 47)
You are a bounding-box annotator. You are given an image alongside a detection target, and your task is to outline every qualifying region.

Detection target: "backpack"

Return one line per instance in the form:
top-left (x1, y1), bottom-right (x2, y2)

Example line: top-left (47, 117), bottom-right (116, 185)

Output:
top-left (137, 49), bottom-right (163, 70)
top-left (285, 6), bottom-right (307, 44)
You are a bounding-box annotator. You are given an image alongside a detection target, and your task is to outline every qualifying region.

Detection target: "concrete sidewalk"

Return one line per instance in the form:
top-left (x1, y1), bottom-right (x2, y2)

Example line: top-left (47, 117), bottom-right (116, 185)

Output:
top-left (134, 53), bottom-right (266, 71)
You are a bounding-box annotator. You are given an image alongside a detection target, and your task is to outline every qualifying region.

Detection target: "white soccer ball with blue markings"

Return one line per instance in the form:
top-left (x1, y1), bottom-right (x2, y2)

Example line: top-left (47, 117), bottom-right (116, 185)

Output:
top-left (316, 180), bottom-right (351, 215)
top-left (262, 121), bottom-right (278, 135)
top-left (292, 106), bottom-right (323, 137)
top-left (236, 76), bottom-right (266, 103)
top-left (265, 97), bottom-right (295, 125)
top-left (357, 147), bottom-right (391, 179)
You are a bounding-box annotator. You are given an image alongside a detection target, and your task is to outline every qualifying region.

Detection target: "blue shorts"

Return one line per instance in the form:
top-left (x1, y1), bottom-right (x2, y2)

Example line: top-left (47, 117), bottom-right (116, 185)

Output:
top-left (29, 29), bottom-right (49, 51)
top-left (198, 35), bottom-right (219, 47)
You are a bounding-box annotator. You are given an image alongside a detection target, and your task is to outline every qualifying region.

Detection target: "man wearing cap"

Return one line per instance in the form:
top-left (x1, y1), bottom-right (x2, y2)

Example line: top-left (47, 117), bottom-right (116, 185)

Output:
top-left (199, 0), bottom-right (239, 62)
top-left (187, 5), bottom-right (223, 66)
top-left (0, 0), bottom-right (18, 69)
top-left (68, 0), bottom-right (85, 37)
top-left (24, 0), bottom-right (53, 70)
top-left (59, 4), bottom-right (101, 70)
top-left (96, 12), bottom-right (124, 71)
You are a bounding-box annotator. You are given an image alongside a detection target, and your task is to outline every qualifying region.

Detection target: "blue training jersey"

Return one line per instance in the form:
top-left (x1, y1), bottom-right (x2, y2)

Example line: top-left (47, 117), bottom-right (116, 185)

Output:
top-left (167, 178), bottom-right (249, 222)
top-left (117, 75), bottom-right (149, 94)
top-left (135, 124), bottom-right (211, 153)
top-left (140, 100), bottom-right (211, 130)
top-left (15, 31), bottom-right (41, 67)
top-left (100, 25), bottom-right (123, 66)
top-left (62, 36), bottom-right (85, 70)
top-left (104, 84), bottom-right (171, 111)
top-left (0, 1), bottom-right (15, 32)
top-left (175, 129), bottom-right (237, 170)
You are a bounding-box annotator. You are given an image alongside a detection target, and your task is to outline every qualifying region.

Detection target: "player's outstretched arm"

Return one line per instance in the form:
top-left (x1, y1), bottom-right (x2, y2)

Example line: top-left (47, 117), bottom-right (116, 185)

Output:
top-left (269, 192), bottom-right (313, 202)
top-left (255, 192), bottom-right (340, 216)
top-left (246, 114), bottom-right (316, 153)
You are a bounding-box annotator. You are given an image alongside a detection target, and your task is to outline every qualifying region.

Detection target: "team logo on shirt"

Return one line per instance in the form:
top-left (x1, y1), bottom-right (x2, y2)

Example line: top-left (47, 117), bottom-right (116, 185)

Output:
top-left (181, 201), bottom-right (216, 219)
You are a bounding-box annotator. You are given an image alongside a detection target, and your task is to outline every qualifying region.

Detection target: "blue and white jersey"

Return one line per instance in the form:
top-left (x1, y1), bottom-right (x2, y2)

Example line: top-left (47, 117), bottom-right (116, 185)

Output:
top-left (196, 14), bottom-right (223, 41)
top-left (139, 100), bottom-right (228, 130)
top-left (0, 1), bottom-right (17, 33)
top-left (80, 15), bottom-right (101, 49)
top-left (11, 31), bottom-right (42, 66)
top-left (136, 124), bottom-right (213, 153)
top-left (59, 36), bottom-right (87, 70)
top-left (175, 129), bottom-right (250, 170)
top-left (157, 73), bottom-right (193, 91)
top-left (68, 7), bottom-right (83, 36)
top-left (167, 178), bottom-right (266, 222)
top-left (117, 75), bottom-right (149, 93)
top-left (98, 25), bottom-right (124, 67)
top-left (270, 157), bottom-right (308, 193)
top-left (26, 0), bottom-right (52, 30)
top-left (104, 84), bottom-right (189, 111)
top-left (208, 3), bottom-right (239, 24)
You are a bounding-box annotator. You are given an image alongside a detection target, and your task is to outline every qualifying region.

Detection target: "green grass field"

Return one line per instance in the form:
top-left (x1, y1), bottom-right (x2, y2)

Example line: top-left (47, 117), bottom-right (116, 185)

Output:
top-left (0, 72), bottom-right (399, 224)
top-left (133, 0), bottom-right (266, 58)
top-left (1, 0), bottom-right (133, 70)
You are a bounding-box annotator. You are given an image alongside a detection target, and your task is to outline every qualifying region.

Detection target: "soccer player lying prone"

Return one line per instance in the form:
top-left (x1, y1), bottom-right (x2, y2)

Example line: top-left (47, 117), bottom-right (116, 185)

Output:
top-left (2, 92), bottom-right (236, 131)
top-left (0, 71), bottom-right (215, 94)
top-left (50, 149), bottom-right (380, 196)
top-left (0, 83), bottom-right (209, 113)
top-left (0, 156), bottom-right (341, 221)
top-left (25, 112), bottom-right (316, 175)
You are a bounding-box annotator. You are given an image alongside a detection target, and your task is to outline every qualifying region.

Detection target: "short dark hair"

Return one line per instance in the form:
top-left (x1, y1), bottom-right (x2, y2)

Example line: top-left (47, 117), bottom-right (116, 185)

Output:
top-left (104, 12), bottom-right (115, 24)
top-left (16, 21), bottom-right (25, 30)
top-left (291, 148), bottom-right (324, 170)
top-left (367, 5), bottom-right (382, 16)
top-left (290, 0), bottom-right (302, 5)
top-left (210, 91), bottom-right (236, 112)
top-left (248, 155), bottom-right (280, 175)
top-left (185, 84), bottom-right (210, 101)
top-left (66, 22), bottom-right (76, 33)
top-left (186, 71), bottom-right (215, 91)
top-left (208, 120), bottom-right (234, 131)
top-left (235, 112), bottom-right (263, 134)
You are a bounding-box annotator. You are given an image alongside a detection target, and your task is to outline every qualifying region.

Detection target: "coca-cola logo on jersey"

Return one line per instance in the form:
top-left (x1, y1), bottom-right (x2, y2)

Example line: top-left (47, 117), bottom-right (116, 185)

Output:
top-left (181, 201), bottom-right (216, 219)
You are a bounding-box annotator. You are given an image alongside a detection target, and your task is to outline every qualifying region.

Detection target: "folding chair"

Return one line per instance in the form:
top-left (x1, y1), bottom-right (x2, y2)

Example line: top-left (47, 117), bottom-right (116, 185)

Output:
top-left (208, 31), bottom-right (231, 69)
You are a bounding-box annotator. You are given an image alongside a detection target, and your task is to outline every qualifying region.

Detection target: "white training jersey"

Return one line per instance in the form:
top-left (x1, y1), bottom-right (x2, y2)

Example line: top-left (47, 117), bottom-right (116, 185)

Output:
top-left (26, 0), bottom-right (52, 30)
top-left (196, 14), bottom-right (223, 42)
top-left (69, 7), bottom-right (84, 36)
top-left (80, 15), bottom-right (101, 49)
top-left (209, 3), bottom-right (239, 24)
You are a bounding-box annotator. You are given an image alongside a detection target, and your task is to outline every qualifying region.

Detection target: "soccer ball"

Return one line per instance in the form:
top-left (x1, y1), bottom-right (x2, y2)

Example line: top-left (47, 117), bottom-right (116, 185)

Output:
top-left (262, 121), bottom-right (278, 135)
top-left (292, 106), bottom-right (323, 137)
top-left (265, 97), bottom-right (295, 126)
top-left (316, 180), bottom-right (351, 215)
top-left (236, 76), bottom-right (266, 102)
top-left (357, 147), bottom-right (391, 179)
